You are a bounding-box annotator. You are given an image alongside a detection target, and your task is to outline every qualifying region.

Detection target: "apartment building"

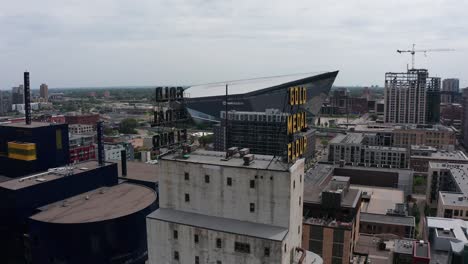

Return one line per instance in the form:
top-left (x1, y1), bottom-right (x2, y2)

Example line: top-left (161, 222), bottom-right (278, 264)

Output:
top-left (328, 133), bottom-right (409, 168)
top-left (427, 163), bottom-right (468, 219)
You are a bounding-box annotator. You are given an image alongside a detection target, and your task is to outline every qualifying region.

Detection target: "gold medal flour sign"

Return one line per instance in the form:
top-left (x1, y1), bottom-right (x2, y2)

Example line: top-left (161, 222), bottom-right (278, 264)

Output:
top-left (287, 86), bottom-right (308, 163)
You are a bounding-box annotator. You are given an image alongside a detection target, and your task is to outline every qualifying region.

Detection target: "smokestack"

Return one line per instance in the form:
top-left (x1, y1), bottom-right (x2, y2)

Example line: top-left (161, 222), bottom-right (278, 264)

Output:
top-left (121, 150), bottom-right (127, 177)
top-left (24, 72), bottom-right (31, 125)
top-left (97, 121), bottom-right (105, 166)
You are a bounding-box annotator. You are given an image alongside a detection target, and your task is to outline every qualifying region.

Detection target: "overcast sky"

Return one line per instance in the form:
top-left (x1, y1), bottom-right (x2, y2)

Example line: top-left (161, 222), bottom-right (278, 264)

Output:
top-left (1, 0), bottom-right (467, 89)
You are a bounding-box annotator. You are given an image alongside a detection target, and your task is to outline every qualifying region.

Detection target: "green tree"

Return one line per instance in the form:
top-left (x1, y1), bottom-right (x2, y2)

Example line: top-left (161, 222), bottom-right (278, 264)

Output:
top-left (199, 134), bottom-right (214, 146)
top-left (119, 118), bottom-right (138, 134)
top-left (104, 127), bottom-right (117, 136)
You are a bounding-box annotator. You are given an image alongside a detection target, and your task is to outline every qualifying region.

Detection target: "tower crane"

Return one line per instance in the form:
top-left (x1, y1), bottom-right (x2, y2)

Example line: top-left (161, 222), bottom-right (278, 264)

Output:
top-left (397, 44), bottom-right (454, 69)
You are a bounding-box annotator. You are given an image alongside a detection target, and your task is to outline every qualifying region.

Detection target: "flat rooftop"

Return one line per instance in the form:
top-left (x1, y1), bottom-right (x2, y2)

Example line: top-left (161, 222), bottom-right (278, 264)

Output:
top-left (304, 164), bottom-right (333, 187)
top-left (432, 163), bottom-right (468, 205)
top-left (304, 174), bottom-right (361, 208)
top-left (330, 133), bottom-right (364, 144)
top-left (353, 123), bottom-right (454, 133)
top-left (117, 161), bottom-right (158, 183)
top-left (354, 234), bottom-right (393, 264)
top-left (394, 239), bottom-right (414, 255)
top-left (148, 208), bottom-right (288, 242)
top-left (427, 217), bottom-right (468, 243)
top-left (411, 150), bottom-right (468, 161)
top-left (360, 213), bottom-right (415, 227)
top-left (439, 192), bottom-right (468, 206)
top-left (161, 150), bottom-right (291, 172)
top-left (30, 183), bottom-right (156, 224)
top-left (366, 145), bottom-right (407, 151)
top-left (0, 161), bottom-right (113, 190)
top-left (353, 185), bottom-right (405, 215)
top-left (0, 121), bottom-right (63, 128)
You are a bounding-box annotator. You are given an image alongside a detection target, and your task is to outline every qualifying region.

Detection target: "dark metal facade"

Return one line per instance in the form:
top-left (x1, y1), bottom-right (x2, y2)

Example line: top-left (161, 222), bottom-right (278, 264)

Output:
top-left (186, 71), bottom-right (338, 123)
top-left (0, 123), bottom-right (70, 177)
top-left (0, 163), bottom-right (118, 264)
top-left (28, 198), bottom-right (156, 264)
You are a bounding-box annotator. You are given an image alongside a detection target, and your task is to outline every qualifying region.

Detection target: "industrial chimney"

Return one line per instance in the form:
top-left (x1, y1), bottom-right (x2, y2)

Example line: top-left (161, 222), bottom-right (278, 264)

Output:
top-left (121, 150), bottom-right (127, 177)
top-left (97, 121), bottom-right (105, 166)
top-left (24, 72), bottom-right (31, 125)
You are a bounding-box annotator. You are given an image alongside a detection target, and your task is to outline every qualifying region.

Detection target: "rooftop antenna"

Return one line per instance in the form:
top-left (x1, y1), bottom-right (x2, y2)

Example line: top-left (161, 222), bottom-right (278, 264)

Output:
top-left (225, 84), bottom-right (229, 159)
top-left (24, 71), bottom-right (31, 125)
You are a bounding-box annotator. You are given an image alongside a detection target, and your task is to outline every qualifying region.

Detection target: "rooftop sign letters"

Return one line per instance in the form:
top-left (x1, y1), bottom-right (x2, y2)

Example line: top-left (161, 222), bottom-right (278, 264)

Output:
top-left (153, 87), bottom-right (188, 149)
top-left (287, 86), bottom-right (308, 163)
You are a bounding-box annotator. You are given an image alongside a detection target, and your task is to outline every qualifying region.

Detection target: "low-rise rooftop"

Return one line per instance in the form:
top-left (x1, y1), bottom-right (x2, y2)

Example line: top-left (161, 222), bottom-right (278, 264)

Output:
top-left (117, 161), bottom-right (158, 183)
top-left (30, 183), bottom-right (156, 224)
top-left (0, 161), bottom-right (113, 190)
top-left (431, 163), bottom-right (468, 205)
top-left (0, 121), bottom-right (63, 128)
top-left (330, 133), bottom-right (364, 144)
top-left (411, 150), bottom-right (468, 161)
top-left (360, 213), bottom-right (415, 227)
top-left (148, 208), bottom-right (288, 241)
top-left (161, 149), bottom-right (292, 171)
top-left (353, 185), bottom-right (405, 215)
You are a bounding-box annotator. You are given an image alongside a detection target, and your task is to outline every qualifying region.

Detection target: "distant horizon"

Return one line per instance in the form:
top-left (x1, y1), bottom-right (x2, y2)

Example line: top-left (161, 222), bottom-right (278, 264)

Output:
top-left (0, 84), bottom-right (384, 92)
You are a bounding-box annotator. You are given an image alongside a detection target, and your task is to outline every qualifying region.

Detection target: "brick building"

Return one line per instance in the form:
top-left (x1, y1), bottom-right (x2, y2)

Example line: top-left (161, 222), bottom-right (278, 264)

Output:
top-left (65, 113), bottom-right (100, 125)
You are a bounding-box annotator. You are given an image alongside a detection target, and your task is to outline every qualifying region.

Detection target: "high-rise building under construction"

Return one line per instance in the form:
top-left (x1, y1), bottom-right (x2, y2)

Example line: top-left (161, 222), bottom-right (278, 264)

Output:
top-left (384, 69), bottom-right (440, 124)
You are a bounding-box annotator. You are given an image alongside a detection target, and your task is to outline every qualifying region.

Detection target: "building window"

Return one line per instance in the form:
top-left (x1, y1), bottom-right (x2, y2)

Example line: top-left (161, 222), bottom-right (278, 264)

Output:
top-left (205, 175), bottom-right (210, 183)
top-left (264, 247), bottom-right (270, 257)
top-left (216, 238), bottom-right (222, 248)
top-left (284, 244), bottom-right (287, 252)
top-left (332, 243), bottom-right (344, 257)
top-left (195, 256), bottom-right (199, 264)
top-left (184, 172), bottom-right (189, 180)
top-left (455, 210), bottom-right (459, 216)
top-left (298, 225), bottom-right (301, 234)
top-left (250, 180), bottom-right (255, 189)
top-left (300, 174), bottom-right (302, 183)
top-left (250, 203), bottom-right (255, 212)
top-left (185, 193), bottom-right (190, 202)
top-left (227, 177), bottom-right (232, 186)
top-left (217, 261), bottom-right (222, 264)
top-left (293, 180), bottom-right (295, 189)
top-left (173, 230), bottom-right (178, 239)
top-left (194, 234), bottom-right (199, 243)
top-left (333, 229), bottom-right (344, 243)
top-left (234, 242), bottom-right (251, 253)
top-left (174, 251), bottom-right (179, 261)
top-left (299, 196), bottom-right (301, 206)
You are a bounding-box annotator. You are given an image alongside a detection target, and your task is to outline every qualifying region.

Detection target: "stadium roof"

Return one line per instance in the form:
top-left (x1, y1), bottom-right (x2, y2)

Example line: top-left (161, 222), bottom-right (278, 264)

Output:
top-left (186, 71), bottom-right (336, 98)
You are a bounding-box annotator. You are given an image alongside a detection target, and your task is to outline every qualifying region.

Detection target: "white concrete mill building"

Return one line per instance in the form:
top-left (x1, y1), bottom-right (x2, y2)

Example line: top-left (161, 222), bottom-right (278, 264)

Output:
top-left (146, 149), bottom-right (322, 264)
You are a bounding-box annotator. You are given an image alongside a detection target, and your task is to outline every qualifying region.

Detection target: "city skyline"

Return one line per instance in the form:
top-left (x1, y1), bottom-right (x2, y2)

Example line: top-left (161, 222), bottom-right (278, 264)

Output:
top-left (1, 0), bottom-right (467, 89)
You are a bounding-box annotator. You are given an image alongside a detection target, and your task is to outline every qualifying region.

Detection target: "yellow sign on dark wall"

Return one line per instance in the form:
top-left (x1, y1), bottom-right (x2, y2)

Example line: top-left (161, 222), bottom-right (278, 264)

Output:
top-left (8, 142), bottom-right (37, 161)
top-left (287, 112), bottom-right (307, 135)
top-left (287, 136), bottom-right (307, 163)
top-left (289, 86), bottom-right (307, 105)
top-left (286, 85), bottom-right (309, 163)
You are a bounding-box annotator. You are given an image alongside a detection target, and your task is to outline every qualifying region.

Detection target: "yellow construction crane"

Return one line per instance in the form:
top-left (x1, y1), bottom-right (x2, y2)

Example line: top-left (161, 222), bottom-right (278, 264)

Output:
top-left (397, 44), bottom-right (454, 69)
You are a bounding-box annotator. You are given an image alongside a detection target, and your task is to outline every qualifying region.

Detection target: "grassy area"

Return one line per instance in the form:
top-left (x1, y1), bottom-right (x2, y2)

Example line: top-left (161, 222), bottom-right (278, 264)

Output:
top-left (413, 175), bottom-right (427, 194)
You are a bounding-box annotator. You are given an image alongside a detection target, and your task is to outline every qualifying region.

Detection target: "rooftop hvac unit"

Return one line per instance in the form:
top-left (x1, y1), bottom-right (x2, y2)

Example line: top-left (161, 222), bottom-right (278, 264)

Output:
top-left (243, 154), bottom-right (255, 166)
top-left (239, 148), bottom-right (250, 157)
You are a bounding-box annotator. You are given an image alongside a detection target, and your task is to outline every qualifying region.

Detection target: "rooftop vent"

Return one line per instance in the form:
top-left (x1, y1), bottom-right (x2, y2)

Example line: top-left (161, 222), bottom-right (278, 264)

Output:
top-left (243, 154), bottom-right (255, 166)
top-left (239, 148), bottom-right (250, 157)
